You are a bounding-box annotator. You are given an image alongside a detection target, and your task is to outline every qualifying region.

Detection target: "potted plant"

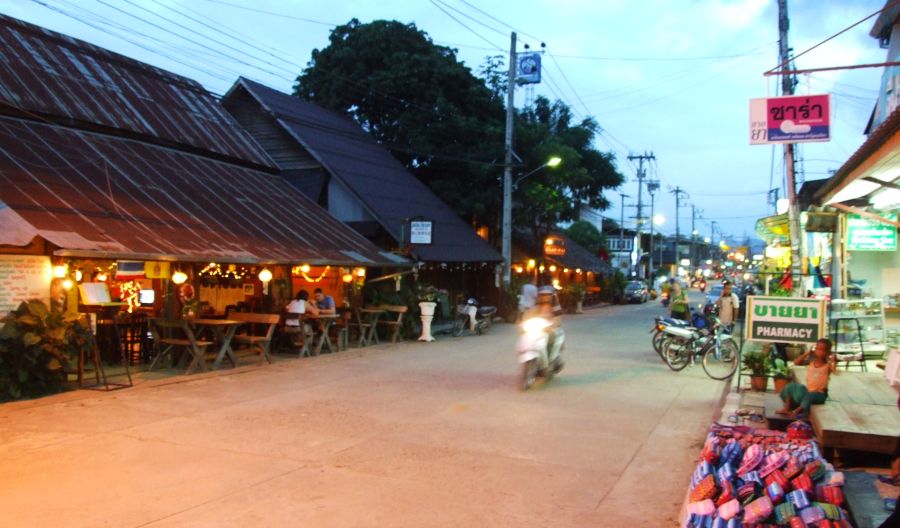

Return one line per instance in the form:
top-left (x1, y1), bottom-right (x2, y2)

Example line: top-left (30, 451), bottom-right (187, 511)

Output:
top-left (565, 282), bottom-right (587, 313)
top-left (416, 284), bottom-right (439, 342)
top-left (742, 349), bottom-right (769, 392)
top-left (769, 357), bottom-right (793, 393)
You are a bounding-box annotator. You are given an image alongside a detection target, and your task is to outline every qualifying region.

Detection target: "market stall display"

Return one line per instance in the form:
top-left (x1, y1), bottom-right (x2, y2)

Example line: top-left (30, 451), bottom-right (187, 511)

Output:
top-left (684, 423), bottom-right (852, 527)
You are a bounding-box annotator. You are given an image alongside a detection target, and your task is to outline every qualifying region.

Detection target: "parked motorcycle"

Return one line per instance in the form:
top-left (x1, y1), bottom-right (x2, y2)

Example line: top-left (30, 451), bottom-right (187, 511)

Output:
top-left (517, 315), bottom-right (565, 390)
top-left (650, 315), bottom-right (690, 358)
top-left (451, 298), bottom-right (497, 336)
top-left (698, 279), bottom-right (707, 293)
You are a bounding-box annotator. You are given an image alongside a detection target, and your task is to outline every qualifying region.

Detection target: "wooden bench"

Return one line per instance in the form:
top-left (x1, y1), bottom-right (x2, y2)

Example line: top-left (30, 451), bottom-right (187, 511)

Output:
top-left (281, 312), bottom-right (314, 358)
top-left (804, 366), bottom-right (900, 459)
top-left (375, 304), bottom-right (408, 343)
top-left (229, 313), bottom-right (279, 365)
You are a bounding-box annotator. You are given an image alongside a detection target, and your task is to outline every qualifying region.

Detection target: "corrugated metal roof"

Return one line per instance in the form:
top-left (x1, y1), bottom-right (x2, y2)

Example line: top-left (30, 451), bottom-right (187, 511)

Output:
top-left (0, 116), bottom-right (407, 267)
top-left (0, 14), bottom-right (273, 168)
top-left (225, 78), bottom-right (503, 263)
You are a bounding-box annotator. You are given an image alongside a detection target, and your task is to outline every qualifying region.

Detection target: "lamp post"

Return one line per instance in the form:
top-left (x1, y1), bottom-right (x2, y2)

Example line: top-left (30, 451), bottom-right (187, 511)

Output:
top-left (647, 181), bottom-right (659, 277)
top-left (653, 214), bottom-right (665, 273)
top-left (502, 156), bottom-right (562, 285)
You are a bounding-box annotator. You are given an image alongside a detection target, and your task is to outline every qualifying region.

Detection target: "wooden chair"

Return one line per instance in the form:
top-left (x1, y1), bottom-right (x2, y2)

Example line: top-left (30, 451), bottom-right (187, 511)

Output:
top-left (330, 310), bottom-right (351, 351)
top-left (229, 313), bottom-right (280, 365)
top-left (147, 318), bottom-right (213, 374)
top-left (376, 304), bottom-right (408, 343)
top-left (281, 312), bottom-right (314, 358)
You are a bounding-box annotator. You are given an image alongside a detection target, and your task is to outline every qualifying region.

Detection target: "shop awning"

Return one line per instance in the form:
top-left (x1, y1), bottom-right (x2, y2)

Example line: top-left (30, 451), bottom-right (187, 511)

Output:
top-left (755, 214), bottom-right (790, 243)
top-left (0, 116), bottom-right (410, 267)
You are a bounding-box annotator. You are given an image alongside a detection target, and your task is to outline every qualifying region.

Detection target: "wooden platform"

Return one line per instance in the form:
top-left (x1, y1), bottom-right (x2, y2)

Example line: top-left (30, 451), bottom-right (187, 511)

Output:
top-left (804, 367), bottom-right (900, 456)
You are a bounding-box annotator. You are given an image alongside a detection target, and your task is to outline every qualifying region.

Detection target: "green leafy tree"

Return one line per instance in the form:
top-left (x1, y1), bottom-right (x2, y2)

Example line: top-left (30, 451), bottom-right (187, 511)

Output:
top-left (565, 220), bottom-right (605, 254)
top-left (294, 19), bottom-right (505, 224)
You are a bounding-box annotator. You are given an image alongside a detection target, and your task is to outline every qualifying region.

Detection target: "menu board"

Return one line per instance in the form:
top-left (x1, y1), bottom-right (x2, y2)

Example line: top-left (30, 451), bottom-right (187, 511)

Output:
top-left (0, 254), bottom-right (51, 315)
top-left (847, 213), bottom-right (897, 251)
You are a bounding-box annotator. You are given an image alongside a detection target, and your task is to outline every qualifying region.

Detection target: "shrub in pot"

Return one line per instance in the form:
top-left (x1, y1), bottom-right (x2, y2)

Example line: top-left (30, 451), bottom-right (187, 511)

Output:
top-left (742, 349), bottom-right (769, 392)
top-left (769, 357), bottom-right (793, 394)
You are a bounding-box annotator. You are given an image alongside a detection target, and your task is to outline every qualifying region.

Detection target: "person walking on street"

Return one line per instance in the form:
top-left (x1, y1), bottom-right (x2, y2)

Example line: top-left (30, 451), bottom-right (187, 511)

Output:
top-left (669, 281), bottom-right (689, 321)
top-left (715, 280), bottom-right (740, 327)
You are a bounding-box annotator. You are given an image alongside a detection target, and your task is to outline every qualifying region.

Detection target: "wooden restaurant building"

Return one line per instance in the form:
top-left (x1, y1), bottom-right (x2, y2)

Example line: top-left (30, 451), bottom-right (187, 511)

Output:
top-left (220, 79), bottom-right (503, 309)
top-left (0, 15), bottom-right (407, 336)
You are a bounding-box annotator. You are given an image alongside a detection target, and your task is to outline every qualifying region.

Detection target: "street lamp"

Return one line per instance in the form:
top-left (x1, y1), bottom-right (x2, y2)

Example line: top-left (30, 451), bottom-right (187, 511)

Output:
top-left (502, 156), bottom-right (562, 285)
top-left (653, 214), bottom-right (665, 271)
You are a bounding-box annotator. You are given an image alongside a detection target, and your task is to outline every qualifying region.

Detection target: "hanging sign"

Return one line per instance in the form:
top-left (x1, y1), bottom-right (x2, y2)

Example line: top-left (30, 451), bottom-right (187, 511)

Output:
top-left (410, 220), bottom-right (433, 245)
top-left (744, 296), bottom-right (826, 344)
top-left (543, 236), bottom-right (566, 256)
top-left (847, 213), bottom-right (897, 251)
top-left (516, 52), bottom-right (542, 85)
top-left (749, 94), bottom-right (830, 145)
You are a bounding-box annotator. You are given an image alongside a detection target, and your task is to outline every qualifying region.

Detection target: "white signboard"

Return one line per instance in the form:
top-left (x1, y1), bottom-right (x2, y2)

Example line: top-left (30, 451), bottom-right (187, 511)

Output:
top-left (744, 296), bottom-right (826, 345)
top-left (410, 221), bottom-right (433, 245)
top-left (0, 254), bottom-right (51, 315)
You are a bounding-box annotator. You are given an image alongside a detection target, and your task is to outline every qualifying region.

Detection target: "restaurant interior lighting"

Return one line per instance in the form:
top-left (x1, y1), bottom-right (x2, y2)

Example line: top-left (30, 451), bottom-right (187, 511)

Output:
top-left (96, 272), bottom-right (108, 282)
top-left (74, 269), bottom-right (83, 282)
top-left (258, 268), bottom-right (273, 283)
top-left (548, 265), bottom-right (557, 272)
top-left (171, 270), bottom-right (187, 285)
top-left (575, 268), bottom-right (582, 274)
top-left (355, 267), bottom-right (366, 278)
top-left (342, 273), bottom-right (353, 283)
top-left (299, 264), bottom-right (311, 274)
top-left (563, 268), bottom-right (569, 273)
top-left (62, 279), bottom-right (73, 290)
top-left (53, 264), bottom-right (67, 278)
top-left (538, 265), bottom-right (545, 273)
top-left (527, 259), bottom-right (536, 270)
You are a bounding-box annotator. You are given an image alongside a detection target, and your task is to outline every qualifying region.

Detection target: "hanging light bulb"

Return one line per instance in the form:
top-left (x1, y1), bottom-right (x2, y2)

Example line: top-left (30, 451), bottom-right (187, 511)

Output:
top-left (549, 265), bottom-right (557, 272)
top-left (53, 264), bottom-right (68, 278)
top-left (172, 271), bottom-right (188, 285)
top-left (299, 264), bottom-right (310, 274)
top-left (62, 279), bottom-right (74, 290)
top-left (74, 269), bottom-right (83, 282)
top-left (342, 273), bottom-right (354, 283)
top-left (355, 267), bottom-right (366, 278)
top-left (258, 268), bottom-right (273, 282)
top-left (96, 271), bottom-right (108, 282)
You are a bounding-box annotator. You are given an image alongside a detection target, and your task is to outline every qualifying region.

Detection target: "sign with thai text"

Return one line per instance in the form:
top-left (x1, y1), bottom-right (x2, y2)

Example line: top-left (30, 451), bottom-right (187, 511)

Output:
top-left (744, 296), bottom-right (826, 344)
top-left (410, 221), bottom-right (433, 245)
top-left (750, 94), bottom-right (830, 145)
top-left (543, 236), bottom-right (566, 256)
top-left (847, 213), bottom-right (897, 251)
top-left (0, 254), bottom-right (51, 315)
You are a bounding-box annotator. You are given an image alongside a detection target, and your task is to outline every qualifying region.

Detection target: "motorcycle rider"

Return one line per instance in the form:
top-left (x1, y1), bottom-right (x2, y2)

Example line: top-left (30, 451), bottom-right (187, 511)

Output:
top-left (524, 286), bottom-right (563, 365)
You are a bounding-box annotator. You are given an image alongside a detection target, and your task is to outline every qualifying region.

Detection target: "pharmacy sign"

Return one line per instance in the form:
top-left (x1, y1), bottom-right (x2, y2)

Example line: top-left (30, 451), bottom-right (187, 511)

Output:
top-left (744, 296), bottom-right (826, 345)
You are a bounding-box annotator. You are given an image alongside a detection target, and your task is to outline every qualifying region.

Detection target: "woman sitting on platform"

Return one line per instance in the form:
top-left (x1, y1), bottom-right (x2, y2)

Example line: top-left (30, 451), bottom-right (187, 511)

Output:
top-left (776, 338), bottom-right (836, 418)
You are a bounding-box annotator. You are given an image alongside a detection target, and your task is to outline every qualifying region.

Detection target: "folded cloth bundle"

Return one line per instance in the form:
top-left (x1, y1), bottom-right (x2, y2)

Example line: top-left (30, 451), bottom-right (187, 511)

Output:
top-left (815, 501), bottom-right (843, 520)
top-left (716, 498), bottom-right (741, 520)
top-left (792, 472), bottom-right (814, 493)
top-left (742, 470), bottom-right (762, 487)
top-left (773, 501), bottom-right (796, 524)
top-left (815, 485), bottom-right (844, 506)
top-left (720, 441), bottom-right (743, 467)
top-left (737, 444), bottom-right (763, 476)
top-left (766, 481), bottom-right (785, 503)
top-left (783, 456), bottom-right (803, 479)
top-left (765, 469), bottom-right (789, 491)
top-left (805, 459), bottom-right (827, 481)
top-left (799, 504), bottom-right (826, 525)
top-left (710, 516), bottom-right (741, 528)
top-left (737, 482), bottom-right (757, 504)
top-left (716, 480), bottom-right (734, 507)
top-left (693, 460), bottom-right (714, 487)
top-left (743, 495), bottom-right (774, 524)
top-left (787, 420), bottom-right (814, 440)
top-left (759, 451), bottom-right (790, 478)
top-left (717, 463), bottom-right (735, 484)
top-left (688, 513), bottom-right (712, 528)
top-left (787, 489), bottom-right (811, 510)
top-left (691, 474), bottom-right (718, 503)
top-left (789, 516), bottom-right (806, 528)
top-left (701, 436), bottom-right (720, 463)
top-left (687, 499), bottom-right (716, 516)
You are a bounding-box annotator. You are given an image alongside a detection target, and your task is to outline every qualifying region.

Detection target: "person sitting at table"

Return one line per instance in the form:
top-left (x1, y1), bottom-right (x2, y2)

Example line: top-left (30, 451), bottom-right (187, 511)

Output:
top-left (286, 290), bottom-right (318, 324)
top-left (314, 288), bottom-right (336, 315)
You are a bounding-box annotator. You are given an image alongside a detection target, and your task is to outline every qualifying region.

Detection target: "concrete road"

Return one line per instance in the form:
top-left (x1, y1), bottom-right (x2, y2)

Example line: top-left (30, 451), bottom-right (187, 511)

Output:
top-left (1, 292), bottom-right (726, 527)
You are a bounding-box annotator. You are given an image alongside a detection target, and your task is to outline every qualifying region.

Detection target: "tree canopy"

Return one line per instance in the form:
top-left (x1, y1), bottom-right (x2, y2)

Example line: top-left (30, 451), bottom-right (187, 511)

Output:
top-left (295, 19), bottom-right (624, 249)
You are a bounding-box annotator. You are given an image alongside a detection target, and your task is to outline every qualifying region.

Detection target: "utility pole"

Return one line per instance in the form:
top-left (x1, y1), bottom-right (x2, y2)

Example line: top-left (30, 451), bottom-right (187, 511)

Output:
top-left (690, 205), bottom-right (698, 273)
top-left (671, 187), bottom-right (687, 269)
top-left (628, 152), bottom-right (655, 279)
top-left (648, 180), bottom-right (659, 277)
top-left (501, 32), bottom-right (517, 286)
top-left (619, 192), bottom-right (628, 271)
top-left (778, 0), bottom-right (802, 295)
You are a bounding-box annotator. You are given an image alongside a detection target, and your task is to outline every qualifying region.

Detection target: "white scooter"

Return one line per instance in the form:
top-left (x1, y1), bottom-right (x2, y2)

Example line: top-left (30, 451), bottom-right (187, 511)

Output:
top-left (516, 315), bottom-right (565, 390)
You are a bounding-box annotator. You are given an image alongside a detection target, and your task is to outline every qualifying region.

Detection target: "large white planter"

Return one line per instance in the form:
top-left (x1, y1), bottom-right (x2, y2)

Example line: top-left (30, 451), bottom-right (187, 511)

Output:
top-left (418, 301), bottom-right (437, 342)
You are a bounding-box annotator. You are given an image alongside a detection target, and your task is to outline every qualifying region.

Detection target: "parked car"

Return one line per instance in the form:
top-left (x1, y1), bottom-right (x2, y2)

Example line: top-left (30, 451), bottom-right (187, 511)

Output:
top-left (624, 281), bottom-right (650, 303)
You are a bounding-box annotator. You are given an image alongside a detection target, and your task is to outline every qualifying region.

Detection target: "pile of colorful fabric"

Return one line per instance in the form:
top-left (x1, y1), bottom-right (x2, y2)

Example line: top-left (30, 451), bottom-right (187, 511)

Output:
top-left (685, 423), bottom-right (851, 527)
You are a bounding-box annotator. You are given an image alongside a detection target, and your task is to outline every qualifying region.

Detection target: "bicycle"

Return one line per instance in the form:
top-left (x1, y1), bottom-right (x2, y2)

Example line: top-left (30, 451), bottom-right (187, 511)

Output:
top-left (661, 318), bottom-right (738, 380)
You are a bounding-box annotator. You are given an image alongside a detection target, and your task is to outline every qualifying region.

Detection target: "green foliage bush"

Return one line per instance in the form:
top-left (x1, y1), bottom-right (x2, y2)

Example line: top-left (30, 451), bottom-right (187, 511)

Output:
top-left (0, 300), bottom-right (92, 401)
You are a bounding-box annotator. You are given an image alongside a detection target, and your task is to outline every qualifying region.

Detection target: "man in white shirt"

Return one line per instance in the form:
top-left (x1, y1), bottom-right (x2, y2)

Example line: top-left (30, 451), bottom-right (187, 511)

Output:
top-left (518, 281), bottom-right (538, 320)
top-left (716, 281), bottom-right (740, 326)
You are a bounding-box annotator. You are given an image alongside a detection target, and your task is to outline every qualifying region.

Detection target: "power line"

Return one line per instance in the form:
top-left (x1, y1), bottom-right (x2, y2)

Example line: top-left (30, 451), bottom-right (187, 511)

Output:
top-left (429, 0), bottom-right (504, 52)
top-left (195, 0), bottom-right (339, 27)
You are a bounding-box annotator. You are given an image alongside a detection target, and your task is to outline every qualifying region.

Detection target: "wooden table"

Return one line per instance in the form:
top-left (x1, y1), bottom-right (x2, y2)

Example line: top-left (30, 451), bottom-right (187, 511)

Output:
top-left (358, 308), bottom-right (385, 346)
top-left (306, 314), bottom-right (339, 354)
top-left (192, 319), bottom-right (244, 369)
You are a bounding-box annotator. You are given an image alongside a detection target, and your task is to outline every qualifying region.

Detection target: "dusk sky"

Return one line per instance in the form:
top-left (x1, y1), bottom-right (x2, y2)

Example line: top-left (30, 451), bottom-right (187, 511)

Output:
top-left (3, 0), bottom-right (889, 246)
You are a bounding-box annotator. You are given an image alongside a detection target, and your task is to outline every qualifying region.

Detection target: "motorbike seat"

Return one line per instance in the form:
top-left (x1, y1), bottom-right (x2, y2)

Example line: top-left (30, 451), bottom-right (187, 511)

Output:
top-left (477, 306), bottom-right (497, 316)
top-left (657, 316), bottom-right (688, 326)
